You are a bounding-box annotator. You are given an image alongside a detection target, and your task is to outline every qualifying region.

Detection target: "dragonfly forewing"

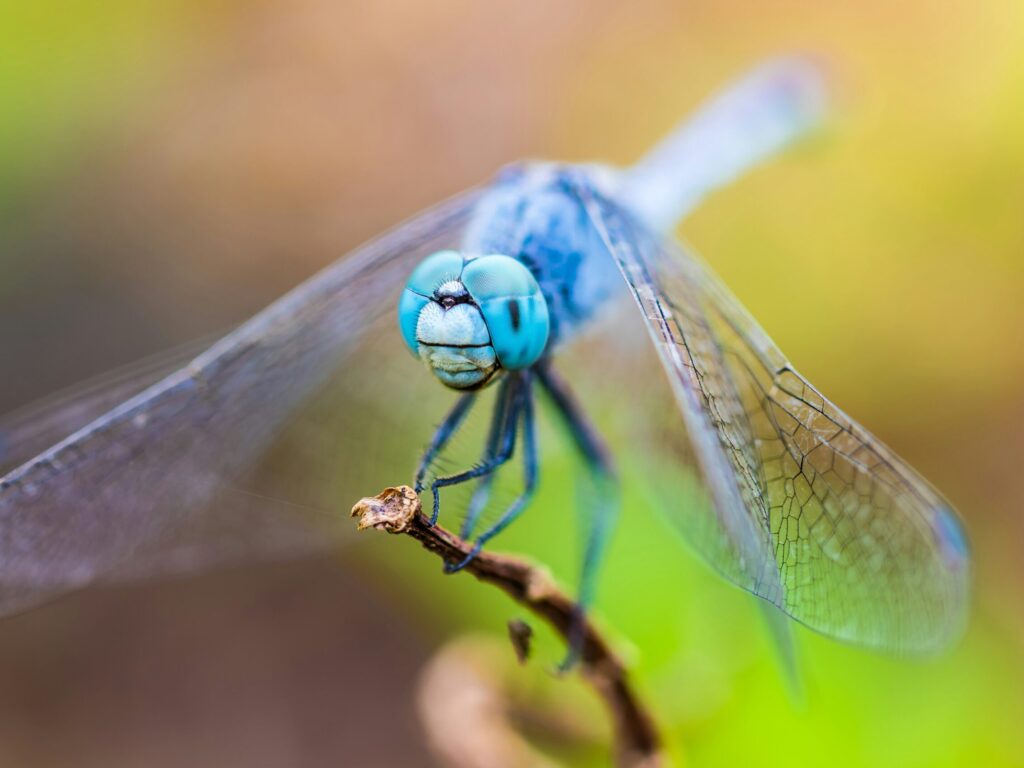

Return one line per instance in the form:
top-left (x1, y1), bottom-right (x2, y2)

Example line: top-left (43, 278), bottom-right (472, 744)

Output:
top-left (0, 188), bottom-right (483, 616)
top-left (576, 183), bottom-right (970, 654)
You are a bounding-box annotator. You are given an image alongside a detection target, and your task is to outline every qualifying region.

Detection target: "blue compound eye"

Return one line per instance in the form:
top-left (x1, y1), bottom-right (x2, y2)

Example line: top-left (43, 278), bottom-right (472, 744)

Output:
top-left (462, 255), bottom-right (550, 370)
top-left (398, 250), bottom-right (465, 355)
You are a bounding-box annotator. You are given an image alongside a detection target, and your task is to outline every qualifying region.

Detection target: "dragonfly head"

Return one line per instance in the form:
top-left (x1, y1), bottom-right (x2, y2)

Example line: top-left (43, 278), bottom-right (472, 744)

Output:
top-left (398, 250), bottom-right (550, 389)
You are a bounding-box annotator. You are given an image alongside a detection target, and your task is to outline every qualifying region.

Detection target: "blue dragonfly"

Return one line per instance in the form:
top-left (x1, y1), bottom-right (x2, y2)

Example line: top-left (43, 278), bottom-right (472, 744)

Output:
top-left (0, 57), bottom-right (968, 655)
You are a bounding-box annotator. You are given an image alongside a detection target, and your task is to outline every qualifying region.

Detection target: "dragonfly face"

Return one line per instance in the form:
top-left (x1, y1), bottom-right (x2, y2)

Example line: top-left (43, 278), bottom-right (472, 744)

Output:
top-left (398, 250), bottom-right (551, 390)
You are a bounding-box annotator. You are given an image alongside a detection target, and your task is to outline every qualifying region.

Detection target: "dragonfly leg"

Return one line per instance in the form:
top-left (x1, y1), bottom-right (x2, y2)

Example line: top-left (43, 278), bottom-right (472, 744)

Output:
top-left (415, 392), bottom-right (478, 494)
top-left (429, 375), bottom-right (525, 526)
top-left (446, 375), bottom-right (537, 574)
top-left (536, 362), bottom-right (618, 669)
top-left (461, 377), bottom-right (515, 539)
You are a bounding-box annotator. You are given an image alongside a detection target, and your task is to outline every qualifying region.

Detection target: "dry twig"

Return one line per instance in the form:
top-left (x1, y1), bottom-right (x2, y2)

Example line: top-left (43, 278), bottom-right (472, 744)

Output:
top-left (351, 485), bottom-right (664, 768)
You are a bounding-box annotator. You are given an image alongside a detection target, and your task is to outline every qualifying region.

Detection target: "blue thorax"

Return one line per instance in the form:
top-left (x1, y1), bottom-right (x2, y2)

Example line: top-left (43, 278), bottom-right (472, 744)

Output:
top-left (462, 164), bottom-right (622, 350)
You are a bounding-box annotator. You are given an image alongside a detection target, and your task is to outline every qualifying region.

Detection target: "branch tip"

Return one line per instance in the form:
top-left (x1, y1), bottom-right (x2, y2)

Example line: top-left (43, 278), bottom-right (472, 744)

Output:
top-left (350, 485), bottom-right (419, 533)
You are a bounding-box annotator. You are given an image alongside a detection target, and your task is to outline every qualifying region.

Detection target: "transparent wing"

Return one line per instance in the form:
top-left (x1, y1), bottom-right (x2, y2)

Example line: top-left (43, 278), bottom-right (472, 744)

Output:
top-left (0, 188), bottom-right (482, 616)
top-left (0, 338), bottom-right (214, 476)
top-left (577, 186), bottom-right (970, 654)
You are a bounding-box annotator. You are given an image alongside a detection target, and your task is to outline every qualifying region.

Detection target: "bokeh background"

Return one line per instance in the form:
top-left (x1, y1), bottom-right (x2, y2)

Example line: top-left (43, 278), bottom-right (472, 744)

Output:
top-left (2, 1), bottom-right (1023, 766)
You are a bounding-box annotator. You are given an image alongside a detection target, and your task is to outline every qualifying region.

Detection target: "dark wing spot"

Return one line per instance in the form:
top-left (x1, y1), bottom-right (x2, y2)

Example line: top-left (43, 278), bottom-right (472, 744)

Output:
top-left (507, 298), bottom-right (521, 331)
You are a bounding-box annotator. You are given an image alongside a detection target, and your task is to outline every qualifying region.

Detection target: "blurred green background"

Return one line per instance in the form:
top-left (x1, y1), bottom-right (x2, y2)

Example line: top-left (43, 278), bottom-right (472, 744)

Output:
top-left (2, 1), bottom-right (1023, 766)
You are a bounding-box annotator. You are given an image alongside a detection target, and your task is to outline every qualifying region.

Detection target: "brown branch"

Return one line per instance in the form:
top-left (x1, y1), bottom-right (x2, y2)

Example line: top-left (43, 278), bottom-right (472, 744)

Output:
top-left (351, 485), bottom-right (664, 768)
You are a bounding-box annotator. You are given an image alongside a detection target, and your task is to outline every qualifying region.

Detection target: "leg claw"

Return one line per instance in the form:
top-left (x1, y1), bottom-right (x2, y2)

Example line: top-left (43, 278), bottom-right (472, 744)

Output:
top-left (444, 543), bottom-right (482, 574)
top-left (556, 606), bottom-right (586, 673)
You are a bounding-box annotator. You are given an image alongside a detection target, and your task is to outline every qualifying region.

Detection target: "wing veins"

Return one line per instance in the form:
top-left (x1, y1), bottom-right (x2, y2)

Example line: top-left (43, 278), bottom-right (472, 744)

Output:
top-left (572, 179), bottom-right (968, 653)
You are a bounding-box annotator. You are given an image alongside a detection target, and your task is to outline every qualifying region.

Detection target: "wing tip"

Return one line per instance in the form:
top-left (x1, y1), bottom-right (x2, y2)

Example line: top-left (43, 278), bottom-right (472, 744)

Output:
top-left (933, 503), bottom-right (971, 570)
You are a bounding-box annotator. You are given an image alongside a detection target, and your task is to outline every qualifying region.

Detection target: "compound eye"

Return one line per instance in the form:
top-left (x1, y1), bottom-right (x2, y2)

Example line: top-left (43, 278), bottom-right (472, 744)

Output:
top-left (462, 255), bottom-right (550, 370)
top-left (405, 250), bottom-right (465, 297)
top-left (398, 250), bottom-right (465, 355)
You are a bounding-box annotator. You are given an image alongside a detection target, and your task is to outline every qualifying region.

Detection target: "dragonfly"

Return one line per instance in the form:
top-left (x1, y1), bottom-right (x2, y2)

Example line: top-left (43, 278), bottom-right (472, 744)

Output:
top-left (0, 57), bottom-right (969, 655)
